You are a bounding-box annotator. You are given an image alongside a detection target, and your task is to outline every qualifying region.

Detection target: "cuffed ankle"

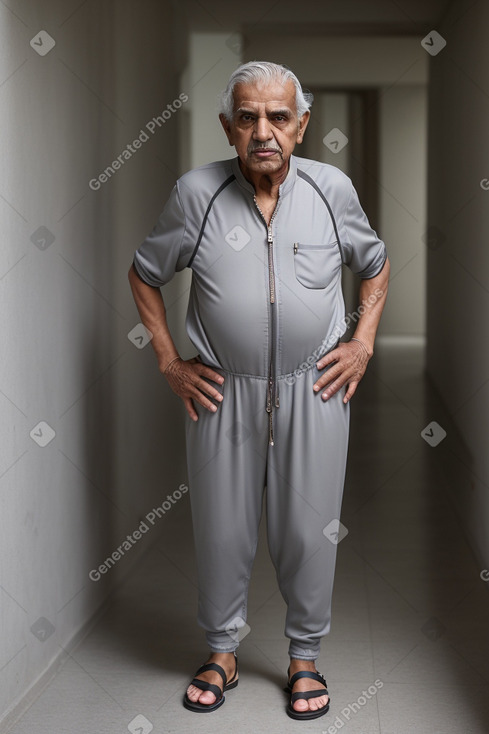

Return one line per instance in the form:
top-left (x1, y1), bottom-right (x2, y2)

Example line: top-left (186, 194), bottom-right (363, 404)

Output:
top-left (288, 641), bottom-right (320, 660)
top-left (206, 631), bottom-right (240, 654)
top-left (207, 644), bottom-right (239, 654)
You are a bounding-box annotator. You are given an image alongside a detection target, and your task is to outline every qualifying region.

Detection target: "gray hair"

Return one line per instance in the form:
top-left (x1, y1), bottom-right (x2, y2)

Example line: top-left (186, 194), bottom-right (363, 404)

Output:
top-left (219, 60), bottom-right (314, 122)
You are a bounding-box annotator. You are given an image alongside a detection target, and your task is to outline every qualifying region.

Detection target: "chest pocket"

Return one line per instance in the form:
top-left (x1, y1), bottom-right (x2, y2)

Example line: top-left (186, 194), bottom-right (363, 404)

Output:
top-left (293, 240), bottom-right (341, 289)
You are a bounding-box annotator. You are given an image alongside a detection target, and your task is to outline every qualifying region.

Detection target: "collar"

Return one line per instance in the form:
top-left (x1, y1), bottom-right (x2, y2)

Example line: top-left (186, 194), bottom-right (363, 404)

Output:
top-left (231, 154), bottom-right (298, 197)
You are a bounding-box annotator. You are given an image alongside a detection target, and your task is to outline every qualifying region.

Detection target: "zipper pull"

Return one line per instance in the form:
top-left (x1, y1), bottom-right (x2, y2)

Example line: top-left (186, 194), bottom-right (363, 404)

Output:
top-left (293, 242), bottom-right (298, 254)
top-left (266, 379), bottom-right (272, 413)
top-left (268, 228), bottom-right (273, 244)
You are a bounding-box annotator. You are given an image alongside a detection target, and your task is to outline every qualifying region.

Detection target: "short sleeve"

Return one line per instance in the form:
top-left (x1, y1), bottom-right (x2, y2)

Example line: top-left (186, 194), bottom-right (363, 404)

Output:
top-left (338, 183), bottom-right (387, 279)
top-left (132, 184), bottom-right (188, 287)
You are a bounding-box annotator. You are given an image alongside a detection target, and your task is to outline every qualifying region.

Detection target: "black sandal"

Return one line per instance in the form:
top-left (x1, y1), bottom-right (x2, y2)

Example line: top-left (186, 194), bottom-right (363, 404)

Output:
top-left (285, 666), bottom-right (330, 720)
top-left (183, 652), bottom-right (239, 713)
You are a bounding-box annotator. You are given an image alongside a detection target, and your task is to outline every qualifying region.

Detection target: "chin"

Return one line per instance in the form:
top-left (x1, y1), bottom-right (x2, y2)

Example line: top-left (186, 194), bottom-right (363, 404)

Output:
top-left (247, 156), bottom-right (286, 171)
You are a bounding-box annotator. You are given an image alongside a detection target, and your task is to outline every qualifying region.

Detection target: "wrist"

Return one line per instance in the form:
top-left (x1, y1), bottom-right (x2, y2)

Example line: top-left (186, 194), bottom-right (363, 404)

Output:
top-left (350, 336), bottom-right (374, 358)
top-left (161, 355), bottom-right (181, 374)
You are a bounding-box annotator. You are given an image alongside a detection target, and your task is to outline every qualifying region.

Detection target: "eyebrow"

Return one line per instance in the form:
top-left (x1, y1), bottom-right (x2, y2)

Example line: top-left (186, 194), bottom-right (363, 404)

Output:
top-left (235, 107), bottom-right (292, 117)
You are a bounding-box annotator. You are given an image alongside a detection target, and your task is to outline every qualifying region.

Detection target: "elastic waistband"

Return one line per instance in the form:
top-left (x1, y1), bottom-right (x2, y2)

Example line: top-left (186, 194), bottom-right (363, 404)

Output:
top-left (199, 339), bottom-right (341, 381)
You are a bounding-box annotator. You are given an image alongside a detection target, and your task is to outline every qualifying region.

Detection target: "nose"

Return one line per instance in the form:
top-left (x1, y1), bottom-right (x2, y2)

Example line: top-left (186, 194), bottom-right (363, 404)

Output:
top-left (253, 115), bottom-right (273, 142)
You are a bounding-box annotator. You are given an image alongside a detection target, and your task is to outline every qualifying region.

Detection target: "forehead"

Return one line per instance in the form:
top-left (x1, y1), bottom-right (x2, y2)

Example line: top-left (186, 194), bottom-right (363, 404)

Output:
top-left (232, 78), bottom-right (297, 111)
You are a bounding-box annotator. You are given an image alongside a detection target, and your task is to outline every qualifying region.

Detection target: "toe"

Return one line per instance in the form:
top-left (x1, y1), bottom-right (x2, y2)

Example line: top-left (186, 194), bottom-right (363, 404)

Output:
top-left (292, 698), bottom-right (309, 712)
top-left (198, 690), bottom-right (217, 705)
top-left (186, 684), bottom-right (199, 702)
top-left (309, 694), bottom-right (328, 711)
top-left (186, 684), bottom-right (216, 705)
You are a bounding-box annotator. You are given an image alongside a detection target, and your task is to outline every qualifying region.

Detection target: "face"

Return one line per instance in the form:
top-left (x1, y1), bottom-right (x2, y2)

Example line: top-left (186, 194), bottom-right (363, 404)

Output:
top-left (219, 78), bottom-right (310, 179)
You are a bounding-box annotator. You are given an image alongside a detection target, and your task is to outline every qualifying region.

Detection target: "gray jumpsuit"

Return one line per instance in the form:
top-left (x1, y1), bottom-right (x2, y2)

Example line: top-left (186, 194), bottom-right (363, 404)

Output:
top-left (132, 154), bottom-right (387, 660)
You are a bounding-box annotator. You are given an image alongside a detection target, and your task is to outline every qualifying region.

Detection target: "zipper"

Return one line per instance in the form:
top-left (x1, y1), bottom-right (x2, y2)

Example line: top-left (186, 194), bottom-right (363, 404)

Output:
top-left (266, 376), bottom-right (274, 446)
top-left (254, 196), bottom-right (281, 446)
top-left (268, 227), bottom-right (276, 304)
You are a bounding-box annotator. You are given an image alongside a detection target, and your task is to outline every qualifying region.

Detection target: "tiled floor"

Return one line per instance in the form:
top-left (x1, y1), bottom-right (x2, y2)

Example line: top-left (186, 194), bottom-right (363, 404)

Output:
top-left (7, 341), bottom-right (489, 733)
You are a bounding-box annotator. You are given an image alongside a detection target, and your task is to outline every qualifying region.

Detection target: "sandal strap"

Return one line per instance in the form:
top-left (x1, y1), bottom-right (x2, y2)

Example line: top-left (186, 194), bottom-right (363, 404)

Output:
top-left (226, 654), bottom-right (239, 686)
top-left (291, 688), bottom-right (329, 704)
top-left (189, 679), bottom-right (223, 699)
top-left (290, 688), bottom-right (329, 705)
top-left (190, 653), bottom-right (239, 695)
top-left (193, 662), bottom-right (227, 688)
top-left (288, 669), bottom-right (327, 688)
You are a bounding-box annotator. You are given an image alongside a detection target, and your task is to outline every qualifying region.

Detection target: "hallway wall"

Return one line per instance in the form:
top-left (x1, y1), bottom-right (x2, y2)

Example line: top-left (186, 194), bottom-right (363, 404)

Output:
top-left (0, 0), bottom-right (188, 726)
top-left (426, 0), bottom-right (489, 570)
top-left (378, 85), bottom-right (427, 336)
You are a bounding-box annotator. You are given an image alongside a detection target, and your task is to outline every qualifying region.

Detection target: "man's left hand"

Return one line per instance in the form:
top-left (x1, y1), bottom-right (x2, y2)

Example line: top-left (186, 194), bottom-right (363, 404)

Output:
top-left (313, 340), bottom-right (371, 404)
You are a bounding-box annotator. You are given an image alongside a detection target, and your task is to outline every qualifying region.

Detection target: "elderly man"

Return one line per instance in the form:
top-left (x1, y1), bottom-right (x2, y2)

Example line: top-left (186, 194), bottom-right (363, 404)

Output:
top-left (128, 60), bottom-right (389, 721)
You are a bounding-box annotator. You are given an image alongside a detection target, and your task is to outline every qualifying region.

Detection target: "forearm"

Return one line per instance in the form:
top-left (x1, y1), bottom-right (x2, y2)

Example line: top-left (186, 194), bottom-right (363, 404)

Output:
top-left (128, 264), bottom-right (179, 372)
top-left (351, 257), bottom-right (390, 357)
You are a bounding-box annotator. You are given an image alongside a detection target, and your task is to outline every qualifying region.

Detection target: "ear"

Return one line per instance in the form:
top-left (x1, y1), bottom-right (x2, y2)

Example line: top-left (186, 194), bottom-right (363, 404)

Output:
top-left (219, 113), bottom-right (235, 146)
top-left (296, 110), bottom-right (311, 144)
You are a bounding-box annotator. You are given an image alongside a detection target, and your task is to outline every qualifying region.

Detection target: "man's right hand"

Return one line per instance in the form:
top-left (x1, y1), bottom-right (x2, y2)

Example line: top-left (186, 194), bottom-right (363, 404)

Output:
top-left (127, 266), bottom-right (223, 421)
top-left (162, 356), bottom-right (224, 422)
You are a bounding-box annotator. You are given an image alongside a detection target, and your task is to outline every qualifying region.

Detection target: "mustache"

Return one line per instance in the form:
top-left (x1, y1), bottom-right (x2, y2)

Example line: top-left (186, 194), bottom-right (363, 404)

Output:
top-left (248, 144), bottom-right (283, 153)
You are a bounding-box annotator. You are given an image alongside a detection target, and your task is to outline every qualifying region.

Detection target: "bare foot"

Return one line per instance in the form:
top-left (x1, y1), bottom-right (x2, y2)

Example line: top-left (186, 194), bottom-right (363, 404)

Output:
top-left (186, 652), bottom-right (238, 706)
top-left (289, 658), bottom-right (329, 713)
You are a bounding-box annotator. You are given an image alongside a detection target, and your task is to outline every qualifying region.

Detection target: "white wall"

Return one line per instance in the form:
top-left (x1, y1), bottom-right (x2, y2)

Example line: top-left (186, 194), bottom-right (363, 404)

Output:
top-left (186, 32), bottom-right (244, 167)
top-left (378, 85), bottom-right (427, 336)
top-left (0, 0), bottom-right (188, 726)
top-left (426, 0), bottom-right (489, 570)
top-left (303, 92), bottom-right (350, 173)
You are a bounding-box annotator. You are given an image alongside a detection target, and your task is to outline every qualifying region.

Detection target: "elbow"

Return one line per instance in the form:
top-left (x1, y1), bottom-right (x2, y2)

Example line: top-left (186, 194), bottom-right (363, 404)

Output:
top-left (128, 263), bottom-right (137, 282)
top-left (380, 257), bottom-right (390, 297)
top-left (128, 263), bottom-right (140, 292)
top-left (378, 255), bottom-right (390, 283)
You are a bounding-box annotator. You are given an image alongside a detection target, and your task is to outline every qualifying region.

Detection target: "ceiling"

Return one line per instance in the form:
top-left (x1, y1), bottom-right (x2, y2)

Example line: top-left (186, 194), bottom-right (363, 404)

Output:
top-left (179, 0), bottom-right (453, 34)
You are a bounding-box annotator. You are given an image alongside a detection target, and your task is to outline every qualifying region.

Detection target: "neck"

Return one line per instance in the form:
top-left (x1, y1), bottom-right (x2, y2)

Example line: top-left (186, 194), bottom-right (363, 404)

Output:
top-left (238, 158), bottom-right (290, 198)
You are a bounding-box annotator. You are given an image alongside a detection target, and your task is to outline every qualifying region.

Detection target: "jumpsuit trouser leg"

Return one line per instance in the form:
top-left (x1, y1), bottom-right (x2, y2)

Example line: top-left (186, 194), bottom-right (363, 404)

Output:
top-left (266, 366), bottom-right (350, 660)
top-left (185, 371), bottom-right (269, 653)
top-left (185, 364), bottom-right (350, 658)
